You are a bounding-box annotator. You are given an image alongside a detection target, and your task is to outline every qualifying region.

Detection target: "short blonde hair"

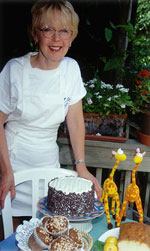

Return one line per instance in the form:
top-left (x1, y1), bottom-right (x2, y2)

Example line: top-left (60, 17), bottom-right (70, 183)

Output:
top-left (30, 0), bottom-right (79, 41)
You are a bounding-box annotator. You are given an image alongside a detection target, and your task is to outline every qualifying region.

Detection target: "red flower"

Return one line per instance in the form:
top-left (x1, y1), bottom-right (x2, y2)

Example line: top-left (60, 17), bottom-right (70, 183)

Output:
top-left (136, 80), bottom-right (141, 85)
top-left (138, 69), bottom-right (149, 79)
top-left (141, 90), bottom-right (148, 95)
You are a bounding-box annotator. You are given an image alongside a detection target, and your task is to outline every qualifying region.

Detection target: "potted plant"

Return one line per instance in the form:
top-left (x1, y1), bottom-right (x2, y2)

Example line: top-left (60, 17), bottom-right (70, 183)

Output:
top-left (82, 72), bottom-right (133, 141)
top-left (131, 69), bottom-right (150, 146)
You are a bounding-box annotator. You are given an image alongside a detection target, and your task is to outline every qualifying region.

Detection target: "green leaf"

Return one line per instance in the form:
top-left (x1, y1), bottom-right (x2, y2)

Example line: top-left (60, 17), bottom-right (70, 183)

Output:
top-left (86, 19), bottom-right (91, 25)
top-left (86, 93), bottom-right (93, 98)
top-left (93, 240), bottom-right (105, 251)
top-left (116, 24), bottom-right (133, 31)
top-left (30, 42), bottom-right (33, 48)
top-left (105, 28), bottom-right (112, 42)
top-left (100, 56), bottom-right (107, 64)
top-left (126, 19), bottom-right (134, 29)
top-left (104, 57), bottom-right (123, 71)
top-left (109, 21), bottom-right (116, 29)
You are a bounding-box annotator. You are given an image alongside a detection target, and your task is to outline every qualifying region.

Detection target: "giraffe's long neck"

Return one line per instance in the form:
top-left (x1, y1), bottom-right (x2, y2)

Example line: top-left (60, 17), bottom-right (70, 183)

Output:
top-left (132, 163), bottom-right (139, 185)
top-left (109, 159), bottom-right (119, 181)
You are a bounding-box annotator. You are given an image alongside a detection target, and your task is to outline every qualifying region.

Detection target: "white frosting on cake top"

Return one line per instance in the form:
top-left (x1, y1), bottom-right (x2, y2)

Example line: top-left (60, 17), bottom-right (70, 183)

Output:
top-left (49, 176), bottom-right (93, 195)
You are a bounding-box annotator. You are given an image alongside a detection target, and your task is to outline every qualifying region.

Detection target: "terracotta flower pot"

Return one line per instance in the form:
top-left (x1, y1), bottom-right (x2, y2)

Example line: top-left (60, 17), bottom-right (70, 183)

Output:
top-left (84, 113), bottom-right (127, 137)
top-left (137, 129), bottom-right (150, 147)
top-left (60, 113), bottom-right (127, 143)
top-left (141, 111), bottom-right (150, 135)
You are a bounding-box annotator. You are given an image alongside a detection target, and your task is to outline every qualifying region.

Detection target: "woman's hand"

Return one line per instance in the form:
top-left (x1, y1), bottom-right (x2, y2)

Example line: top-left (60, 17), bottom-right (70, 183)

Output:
top-left (0, 171), bottom-right (16, 209)
top-left (0, 111), bottom-right (16, 209)
top-left (76, 163), bottom-right (103, 200)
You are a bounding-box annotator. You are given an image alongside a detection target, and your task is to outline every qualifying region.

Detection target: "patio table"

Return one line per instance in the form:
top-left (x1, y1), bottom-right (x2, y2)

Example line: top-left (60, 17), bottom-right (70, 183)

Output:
top-left (0, 214), bottom-right (133, 250)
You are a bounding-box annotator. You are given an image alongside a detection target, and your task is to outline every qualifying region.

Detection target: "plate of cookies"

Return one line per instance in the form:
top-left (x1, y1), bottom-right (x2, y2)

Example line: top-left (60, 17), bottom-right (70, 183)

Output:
top-left (15, 215), bottom-right (93, 251)
top-left (37, 197), bottom-right (105, 221)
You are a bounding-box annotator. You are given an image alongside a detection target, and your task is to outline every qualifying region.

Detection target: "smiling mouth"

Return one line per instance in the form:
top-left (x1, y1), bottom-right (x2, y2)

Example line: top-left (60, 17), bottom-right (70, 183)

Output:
top-left (49, 46), bottom-right (62, 52)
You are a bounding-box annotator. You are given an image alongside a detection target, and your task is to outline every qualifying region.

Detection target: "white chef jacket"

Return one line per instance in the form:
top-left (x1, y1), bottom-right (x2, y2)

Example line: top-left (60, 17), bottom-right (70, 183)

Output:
top-left (0, 52), bottom-right (86, 215)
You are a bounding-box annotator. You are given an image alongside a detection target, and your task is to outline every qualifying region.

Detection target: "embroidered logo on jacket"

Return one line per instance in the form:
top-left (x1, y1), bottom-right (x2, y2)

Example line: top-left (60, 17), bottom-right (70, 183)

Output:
top-left (64, 97), bottom-right (71, 107)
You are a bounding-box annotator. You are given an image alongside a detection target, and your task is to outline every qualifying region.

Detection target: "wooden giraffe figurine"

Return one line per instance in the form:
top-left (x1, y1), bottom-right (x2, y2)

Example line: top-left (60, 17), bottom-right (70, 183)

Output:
top-left (119, 148), bottom-right (146, 224)
top-left (100, 148), bottom-right (126, 229)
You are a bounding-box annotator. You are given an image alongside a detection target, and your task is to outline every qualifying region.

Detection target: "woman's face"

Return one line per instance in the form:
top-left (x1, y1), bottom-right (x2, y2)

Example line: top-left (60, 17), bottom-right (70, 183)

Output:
top-left (35, 9), bottom-right (73, 69)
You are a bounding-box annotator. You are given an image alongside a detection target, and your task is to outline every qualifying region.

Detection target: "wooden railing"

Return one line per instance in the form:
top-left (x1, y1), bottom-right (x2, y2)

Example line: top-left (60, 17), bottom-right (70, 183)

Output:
top-left (58, 137), bottom-right (150, 217)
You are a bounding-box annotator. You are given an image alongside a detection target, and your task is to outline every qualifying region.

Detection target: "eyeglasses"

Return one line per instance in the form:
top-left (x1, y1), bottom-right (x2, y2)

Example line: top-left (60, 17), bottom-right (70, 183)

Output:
top-left (37, 26), bottom-right (72, 40)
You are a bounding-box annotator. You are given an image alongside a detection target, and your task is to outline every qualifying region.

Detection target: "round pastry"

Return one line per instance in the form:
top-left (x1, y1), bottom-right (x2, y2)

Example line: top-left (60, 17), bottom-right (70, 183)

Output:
top-left (69, 228), bottom-right (83, 249)
top-left (45, 215), bottom-right (69, 237)
top-left (50, 235), bottom-right (75, 251)
top-left (41, 216), bottom-right (51, 227)
top-left (28, 226), bottom-right (53, 250)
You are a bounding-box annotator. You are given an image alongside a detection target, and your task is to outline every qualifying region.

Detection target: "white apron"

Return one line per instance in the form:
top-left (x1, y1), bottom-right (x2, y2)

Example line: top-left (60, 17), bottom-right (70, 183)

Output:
top-left (5, 55), bottom-right (66, 216)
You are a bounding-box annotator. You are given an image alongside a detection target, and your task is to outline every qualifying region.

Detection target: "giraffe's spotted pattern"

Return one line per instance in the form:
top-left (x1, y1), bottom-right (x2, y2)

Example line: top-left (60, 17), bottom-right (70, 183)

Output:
top-left (100, 149), bottom-right (126, 228)
top-left (119, 148), bottom-right (145, 224)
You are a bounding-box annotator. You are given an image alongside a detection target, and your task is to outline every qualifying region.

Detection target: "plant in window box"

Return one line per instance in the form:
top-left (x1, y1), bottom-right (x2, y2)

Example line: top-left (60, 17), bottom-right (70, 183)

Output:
top-left (82, 72), bottom-right (133, 141)
top-left (131, 69), bottom-right (150, 115)
top-left (131, 69), bottom-right (150, 146)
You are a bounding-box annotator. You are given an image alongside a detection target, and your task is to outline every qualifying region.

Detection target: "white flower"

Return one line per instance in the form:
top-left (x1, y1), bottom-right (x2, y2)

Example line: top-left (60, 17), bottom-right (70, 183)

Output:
top-left (83, 76), bottom-right (131, 114)
top-left (101, 82), bottom-right (107, 88)
top-left (116, 84), bottom-right (129, 93)
top-left (89, 84), bottom-right (95, 88)
top-left (93, 78), bottom-right (97, 82)
top-left (105, 84), bottom-right (113, 89)
top-left (84, 83), bottom-right (88, 87)
top-left (88, 79), bottom-right (96, 84)
top-left (101, 82), bottom-right (113, 89)
top-left (120, 88), bottom-right (129, 93)
top-left (121, 104), bottom-right (126, 108)
top-left (87, 98), bottom-right (93, 104)
top-left (97, 95), bottom-right (103, 99)
top-left (116, 84), bottom-right (124, 89)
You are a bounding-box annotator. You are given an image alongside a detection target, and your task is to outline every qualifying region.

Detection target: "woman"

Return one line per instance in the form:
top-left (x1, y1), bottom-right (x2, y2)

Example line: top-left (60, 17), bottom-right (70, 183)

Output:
top-left (0, 0), bottom-right (102, 217)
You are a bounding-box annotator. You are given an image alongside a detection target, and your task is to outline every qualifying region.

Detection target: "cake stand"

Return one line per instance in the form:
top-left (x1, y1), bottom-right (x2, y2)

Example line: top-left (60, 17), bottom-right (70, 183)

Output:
top-left (37, 197), bottom-right (105, 233)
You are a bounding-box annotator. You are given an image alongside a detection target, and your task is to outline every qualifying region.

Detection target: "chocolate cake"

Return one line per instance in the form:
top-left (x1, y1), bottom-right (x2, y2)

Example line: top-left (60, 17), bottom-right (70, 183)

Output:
top-left (47, 176), bottom-right (95, 217)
